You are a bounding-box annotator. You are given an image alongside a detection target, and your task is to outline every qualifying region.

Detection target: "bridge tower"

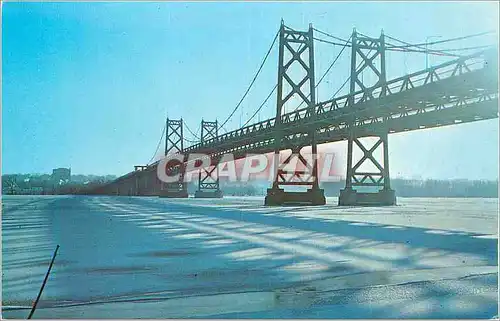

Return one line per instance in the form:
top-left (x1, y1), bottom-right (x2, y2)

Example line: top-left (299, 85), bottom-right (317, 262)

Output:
top-left (195, 120), bottom-right (223, 198)
top-left (338, 29), bottom-right (396, 206)
top-left (265, 22), bottom-right (326, 206)
top-left (159, 118), bottom-right (189, 198)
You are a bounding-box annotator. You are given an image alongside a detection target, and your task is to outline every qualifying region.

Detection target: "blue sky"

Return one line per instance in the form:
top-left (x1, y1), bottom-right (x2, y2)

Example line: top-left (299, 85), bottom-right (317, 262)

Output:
top-left (2, 1), bottom-right (499, 179)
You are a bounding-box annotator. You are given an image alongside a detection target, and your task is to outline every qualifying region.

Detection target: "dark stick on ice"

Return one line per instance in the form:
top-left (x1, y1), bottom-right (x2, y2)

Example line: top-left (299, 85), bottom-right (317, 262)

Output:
top-left (27, 244), bottom-right (60, 319)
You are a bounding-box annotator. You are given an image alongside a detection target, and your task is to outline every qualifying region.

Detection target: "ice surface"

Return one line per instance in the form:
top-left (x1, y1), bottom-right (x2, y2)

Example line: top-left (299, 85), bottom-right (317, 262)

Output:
top-left (1, 195), bottom-right (498, 318)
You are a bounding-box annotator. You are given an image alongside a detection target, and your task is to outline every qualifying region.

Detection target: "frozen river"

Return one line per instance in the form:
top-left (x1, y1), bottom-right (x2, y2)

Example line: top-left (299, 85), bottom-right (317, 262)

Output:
top-left (2, 195), bottom-right (498, 318)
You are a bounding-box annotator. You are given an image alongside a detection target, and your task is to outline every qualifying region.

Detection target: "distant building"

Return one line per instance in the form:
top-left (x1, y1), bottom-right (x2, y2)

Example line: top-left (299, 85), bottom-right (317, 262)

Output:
top-left (52, 168), bottom-right (71, 184)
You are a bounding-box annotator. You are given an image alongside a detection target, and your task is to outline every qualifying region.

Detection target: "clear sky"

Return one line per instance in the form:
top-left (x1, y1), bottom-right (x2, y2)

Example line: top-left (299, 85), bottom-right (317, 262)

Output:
top-left (2, 1), bottom-right (499, 179)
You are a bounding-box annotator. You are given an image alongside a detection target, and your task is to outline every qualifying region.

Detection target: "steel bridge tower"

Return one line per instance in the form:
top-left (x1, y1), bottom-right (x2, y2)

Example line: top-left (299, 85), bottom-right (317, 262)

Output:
top-left (159, 118), bottom-right (189, 198)
top-left (338, 29), bottom-right (396, 206)
top-left (265, 22), bottom-right (326, 206)
top-left (195, 120), bottom-right (223, 198)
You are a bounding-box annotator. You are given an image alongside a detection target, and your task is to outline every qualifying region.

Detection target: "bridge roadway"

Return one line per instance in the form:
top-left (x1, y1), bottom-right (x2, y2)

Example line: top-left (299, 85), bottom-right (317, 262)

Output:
top-left (91, 50), bottom-right (499, 196)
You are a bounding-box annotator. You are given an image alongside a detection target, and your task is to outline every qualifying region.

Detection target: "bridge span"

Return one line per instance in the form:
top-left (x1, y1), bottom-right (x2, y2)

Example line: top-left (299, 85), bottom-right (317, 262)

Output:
top-left (87, 22), bottom-right (499, 206)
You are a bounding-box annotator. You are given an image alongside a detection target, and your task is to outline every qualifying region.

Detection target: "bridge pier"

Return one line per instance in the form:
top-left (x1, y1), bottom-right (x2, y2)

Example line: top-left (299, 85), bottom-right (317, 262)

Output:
top-left (338, 188), bottom-right (396, 206)
top-left (159, 185), bottom-right (189, 198)
top-left (195, 189), bottom-right (223, 198)
top-left (338, 29), bottom-right (396, 206)
top-left (265, 188), bottom-right (325, 206)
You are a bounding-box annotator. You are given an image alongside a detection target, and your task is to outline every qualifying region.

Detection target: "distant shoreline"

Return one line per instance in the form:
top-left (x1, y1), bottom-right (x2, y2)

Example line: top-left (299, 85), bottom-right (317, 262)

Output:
top-left (3, 174), bottom-right (498, 198)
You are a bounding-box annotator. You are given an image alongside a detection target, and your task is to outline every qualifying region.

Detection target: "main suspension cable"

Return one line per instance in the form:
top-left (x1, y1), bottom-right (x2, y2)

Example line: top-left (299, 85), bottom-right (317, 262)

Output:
top-left (315, 36), bottom-right (462, 57)
top-left (313, 27), bottom-right (351, 44)
top-left (240, 32), bottom-right (307, 127)
top-left (386, 30), bottom-right (495, 49)
top-left (219, 27), bottom-right (280, 131)
top-left (384, 34), bottom-right (464, 58)
top-left (184, 137), bottom-right (199, 144)
top-left (293, 34), bottom-right (352, 110)
top-left (184, 122), bottom-right (200, 140)
top-left (146, 123), bottom-right (166, 165)
top-left (242, 84), bottom-right (277, 127)
top-left (328, 48), bottom-right (374, 101)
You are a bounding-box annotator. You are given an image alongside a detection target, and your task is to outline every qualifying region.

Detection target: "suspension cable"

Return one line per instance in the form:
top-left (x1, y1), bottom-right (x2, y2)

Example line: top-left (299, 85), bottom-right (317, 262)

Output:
top-left (293, 34), bottom-right (352, 110)
top-left (328, 48), bottom-right (374, 101)
top-left (146, 123), bottom-right (166, 165)
top-left (184, 137), bottom-right (199, 144)
top-left (386, 30), bottom-right (495, 49)
top-left (313, 37), bottom-right (348, 47)
top-left (330, 74), bottom-right (351, 100)
top-left (384, 34), bottom-right (464, 58)
top-left (184, 122), bottom-right (200, 140)
top-left (326, 34), bottom-right (491, 100)
top-left (219, 27), bottom-right (280, 131)
top-left (421, 44), bottom-right (494, 52)
top-left (386, 36), bottom-right (492, 55)
top-left (317, 34), bottom-right (353, 86)
top-left (242, 84), bottom-right (277, 127)
top-left (239, 33), bottom-right (307, 127)
top-left (313, 27), bottom-right (351, 44)
top-left (315, 36), bottom-right (461, 57)
top-left (388, 46), bottom-right (462, 57)
top-left (358, 28), bottom-right (466, 58)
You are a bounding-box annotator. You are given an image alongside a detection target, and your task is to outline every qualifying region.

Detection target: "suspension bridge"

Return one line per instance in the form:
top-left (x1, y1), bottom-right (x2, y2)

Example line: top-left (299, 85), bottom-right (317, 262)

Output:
top-left (88, 21), bottom-right (499, 206)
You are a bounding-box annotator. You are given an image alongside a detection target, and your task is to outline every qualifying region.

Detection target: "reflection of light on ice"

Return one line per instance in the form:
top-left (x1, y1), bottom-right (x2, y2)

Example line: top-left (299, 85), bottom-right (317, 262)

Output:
top-left (280, 260), bottom-right (330, 273)
top-left (350, 222), bottom-right (371, 226)
top-left (299, 234), bottom-right (353, 248)
top-left (425, 229), bottom-right (455, 235)
top-left (224, 248), bottom-right (275, 261)
top-left (161, 227), bottom-right (189, 233)
top-left (349, 244), bottom-right (409, 261)
top-left (173, 233), bottom-right (211, 240)
top-left (472, 234), bottom-right (497, 239)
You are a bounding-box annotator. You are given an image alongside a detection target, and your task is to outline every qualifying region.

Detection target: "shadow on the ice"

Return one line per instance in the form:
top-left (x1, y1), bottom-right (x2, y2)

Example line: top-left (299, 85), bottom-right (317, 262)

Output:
top-left (10, 196), bottom-right (493, 319)
top-left (14, 197), bottom-right (323, 306)
top-left (130, 197), bottom-right (498, 266)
